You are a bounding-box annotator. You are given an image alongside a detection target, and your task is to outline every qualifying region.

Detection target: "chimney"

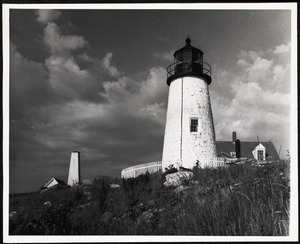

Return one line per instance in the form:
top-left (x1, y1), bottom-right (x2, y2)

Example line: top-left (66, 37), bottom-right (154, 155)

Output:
top-left (235, 139), bottom-right (241, 158)
top-left (232, 131), bottom-right (237, 142)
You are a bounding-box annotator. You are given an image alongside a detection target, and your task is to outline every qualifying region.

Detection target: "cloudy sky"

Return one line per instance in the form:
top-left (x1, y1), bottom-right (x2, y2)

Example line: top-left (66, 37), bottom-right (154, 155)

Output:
top-left (8, 7), bottom-right (292, 193)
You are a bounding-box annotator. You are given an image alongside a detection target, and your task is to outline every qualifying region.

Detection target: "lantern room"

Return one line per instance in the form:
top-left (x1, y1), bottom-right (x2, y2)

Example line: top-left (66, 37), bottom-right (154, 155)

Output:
top-left (166, 37), bottom-right (211, 86)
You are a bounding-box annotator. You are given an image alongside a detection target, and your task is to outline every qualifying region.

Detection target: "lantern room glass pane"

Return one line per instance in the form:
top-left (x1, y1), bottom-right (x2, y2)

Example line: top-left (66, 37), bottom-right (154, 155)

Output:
top-left (198, 52), bottom-right (203, 63)
top-left (183, 51), bottom-right (192, 62)
top-left (192, 52), bottom-right (201, 62)
top-left (175, 52), bottom-right (183, 62)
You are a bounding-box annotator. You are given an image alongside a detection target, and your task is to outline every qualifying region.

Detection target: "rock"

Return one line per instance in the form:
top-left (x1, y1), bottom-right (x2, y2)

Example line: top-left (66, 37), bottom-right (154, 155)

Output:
top-left (100, 211), bottom-right (114, 224)
top-left (164, 171), bottom-right (193, 187)
top-left (110, 184), bottom-right (120, 189)
top-left (43, 201), bottom-right (52, 207)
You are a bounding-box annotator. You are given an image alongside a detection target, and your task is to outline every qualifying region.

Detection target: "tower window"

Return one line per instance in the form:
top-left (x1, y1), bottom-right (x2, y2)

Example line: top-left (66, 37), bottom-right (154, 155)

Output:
top-left (190, 118), bottom-right (198, 132)
top-left (257, 150), bottom-right (264, 161)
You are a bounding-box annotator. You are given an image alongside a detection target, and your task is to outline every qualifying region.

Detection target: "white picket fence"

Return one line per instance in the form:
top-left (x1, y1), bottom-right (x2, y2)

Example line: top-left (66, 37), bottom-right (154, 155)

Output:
top-left (121, 161), bottom-right (162, 179)
top-left (121, 157), bottom-right (236, 179)
top-left (199, 157), bottom-right (232, 168)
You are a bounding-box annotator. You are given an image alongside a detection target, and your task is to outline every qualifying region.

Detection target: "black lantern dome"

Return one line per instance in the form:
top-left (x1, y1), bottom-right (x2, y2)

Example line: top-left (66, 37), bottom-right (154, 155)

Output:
top-left (166, 38), bottom-right (211, 86)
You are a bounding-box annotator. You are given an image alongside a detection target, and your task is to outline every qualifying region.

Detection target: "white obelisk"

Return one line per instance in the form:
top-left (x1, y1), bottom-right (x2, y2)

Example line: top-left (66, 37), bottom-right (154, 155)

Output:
top-left (67, 151), bottom-right (81, 186)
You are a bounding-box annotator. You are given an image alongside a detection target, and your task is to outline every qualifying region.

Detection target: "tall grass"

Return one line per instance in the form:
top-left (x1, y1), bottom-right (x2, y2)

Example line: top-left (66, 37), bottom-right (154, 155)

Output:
top-left (9, 160), bottom-right (290, 235)
top-left (176, 161), bottom-right (290, 235)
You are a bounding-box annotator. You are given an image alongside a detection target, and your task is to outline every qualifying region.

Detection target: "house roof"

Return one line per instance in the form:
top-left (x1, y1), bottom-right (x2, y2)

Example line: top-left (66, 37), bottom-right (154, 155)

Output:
top-left (44, 177), bottom-right (66, 188)
top-left (216, 141), bottom-right (280, 160)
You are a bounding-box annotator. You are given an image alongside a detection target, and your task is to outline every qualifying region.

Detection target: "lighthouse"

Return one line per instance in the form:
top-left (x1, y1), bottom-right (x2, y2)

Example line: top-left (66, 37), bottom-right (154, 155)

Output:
top-left (162, 37), bottom-right (217, 170)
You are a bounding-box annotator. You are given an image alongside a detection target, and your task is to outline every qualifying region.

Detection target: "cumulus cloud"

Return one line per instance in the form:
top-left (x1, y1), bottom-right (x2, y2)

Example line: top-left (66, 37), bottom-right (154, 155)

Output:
top-left (101, 66), bottom-right (168, 122)
top-left (36, 9), bottom-right (62, 24)
top-left (78, 52), bottom-right (94, 63)
top-left (101, 53), bottom-right (121, 78)
top-left (36, 16), bottom-right (104, 103)
top-left (43, 53), bottom-right (105, 102)
top-left (153, 50), bottom-right (174, 62)
top-left (141, 102), bottom-right (165, 119)
top-left (211, 45), bottom-right (290, 152)
top-left (43, 23), bottom-right (87, 53)
top-left (274, 42), bottom-right (291, 55)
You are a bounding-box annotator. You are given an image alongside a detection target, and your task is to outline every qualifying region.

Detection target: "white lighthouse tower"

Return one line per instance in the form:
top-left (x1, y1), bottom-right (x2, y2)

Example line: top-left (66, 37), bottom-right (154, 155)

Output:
top-left (162, 37), bottom-right (217, 170)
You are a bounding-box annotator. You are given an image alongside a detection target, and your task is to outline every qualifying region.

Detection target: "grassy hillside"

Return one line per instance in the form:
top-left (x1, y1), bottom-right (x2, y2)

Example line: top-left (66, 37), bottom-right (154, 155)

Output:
top-left (9, 160), bottom-right (290, 235)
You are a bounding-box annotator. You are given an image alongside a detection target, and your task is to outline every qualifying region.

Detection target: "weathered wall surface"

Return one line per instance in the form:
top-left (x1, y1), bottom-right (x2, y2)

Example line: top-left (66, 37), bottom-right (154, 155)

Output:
top-left (162, 78), bottom-right (182, 167)
top-left (162, 76), bottom-right (217, 170)
top-left (67, 151), bottom-right (80, 186)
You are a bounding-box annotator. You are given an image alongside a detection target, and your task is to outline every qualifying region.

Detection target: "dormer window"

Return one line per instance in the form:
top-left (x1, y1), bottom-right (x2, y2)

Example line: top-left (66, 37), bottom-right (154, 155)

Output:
top-left (252, 143), bottom-right (266, 161)
top-left (190, 118), bottom-right (198, 132)
top-left (257, 150), bottom-right (264, 161)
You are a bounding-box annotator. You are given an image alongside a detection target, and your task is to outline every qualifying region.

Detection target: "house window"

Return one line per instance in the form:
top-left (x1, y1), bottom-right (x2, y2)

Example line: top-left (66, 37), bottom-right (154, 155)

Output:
top-left (190, 118), bottom-right (198, 132)
top-left (257, 150), bottom-right (264, 161)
